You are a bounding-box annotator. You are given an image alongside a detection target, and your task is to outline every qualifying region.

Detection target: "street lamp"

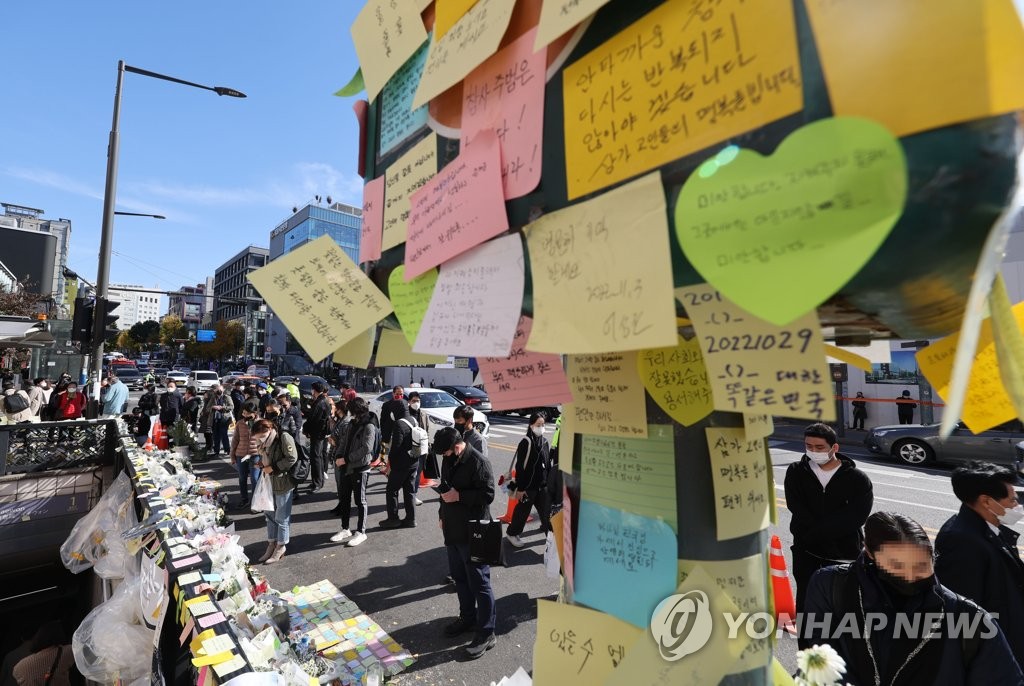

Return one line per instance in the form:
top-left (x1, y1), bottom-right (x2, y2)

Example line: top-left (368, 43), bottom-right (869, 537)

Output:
top-left (90, 60), bottom-right (244, 410)
top-left (115, 210), bottom-right (167, 220)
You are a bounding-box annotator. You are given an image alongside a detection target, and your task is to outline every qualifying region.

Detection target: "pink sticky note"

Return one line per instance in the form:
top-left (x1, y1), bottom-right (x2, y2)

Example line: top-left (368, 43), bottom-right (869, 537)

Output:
top-left (462, 28), bottom-right (545, 199)
top-left (197, 666), bottom-right (209, 686)
top-left (478, 316), bottom-right (574, 410)
top-left (562, 486), bottom-right (574, 593)
top-left (197, 612), bottom-right (227, 629)
top-left (178, 616), bottom-right (195, 646)
top-left (404, 129), bottom-right (509, 280)
top-left (360, 175), bottom-right (385, 262)
top-left (170, 555), bottom-right (202, 569)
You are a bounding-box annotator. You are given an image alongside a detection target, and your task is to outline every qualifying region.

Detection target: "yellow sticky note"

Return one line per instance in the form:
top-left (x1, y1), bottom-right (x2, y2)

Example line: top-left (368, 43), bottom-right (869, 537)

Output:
top-left (608, 565), bottom-right (747, 685)
top-left (805, 0), bottom-right (1024, 137)
top-left (533, 599), bottom-right (642, 684)
top-left (773, 656), bottom-right (797, 685)
top-left (568, 352), bottom-right (648, 437)
top-left (558, 407), bottom-right (577, 475)
top-left (679, 284), bottom-right (835, 422)
top-left (434, 0), bottom-right (477, 38)
top-left (188, 628), bottom-right (218, 655)
top-left (211, 654), bottom-right (247, 678)
top-left (581, 425), bottom-right (676, 530)
top-left (412, 0), bottom-right (516, 108)
top-left (765, 444), bottom-right (778, 525)
top-left (535, 0), bottom-right (609, 50)
top-left (525, 172), bottom-right (676, 353)
top-left (382, 134), bottom-right (438, 251)
top-left (706, 427), bottom-right (770, 541)
top-left (637, 335), bottom-right (713, 427)
top-left (679, 555), bottom-right (772, 673)
top-left (375, 327), bottom-right (446, 366)
top-left (917, 297), bottom-right (1024, 434)
top-left (332, 327), bottom-right (375, 368)
top-left (990, 276), bottom-right (1024, 425)
top-left (350, 0), bottom-right (429, 101)
top-left (823, 344), bottom-right (873, 373)
top-left (562, 0), bottom-right (802, 200)
top-left (191, 649), bottom-right (234, 667)
top-left (389, 265), bottom-right (438, 346)
top-left (248, 235), bottom-right (393, 362)
top-left (200, 635), bottom-right (235, 657)
top-left (550, 510), bottom-right (565, 566)
top-left (743, 414), bottom-right (773, 442)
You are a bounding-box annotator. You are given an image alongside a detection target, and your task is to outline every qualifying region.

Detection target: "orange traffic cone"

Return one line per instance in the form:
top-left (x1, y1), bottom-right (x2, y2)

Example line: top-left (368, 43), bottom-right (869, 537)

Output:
top-left (770, 535), bottom-right (797, 634)
top-left (419, 469), bottom-right (439, 488)
top-left (143, 435), bottom-right (155, 451)
top-left (153, 420), bottom-right (169, 450)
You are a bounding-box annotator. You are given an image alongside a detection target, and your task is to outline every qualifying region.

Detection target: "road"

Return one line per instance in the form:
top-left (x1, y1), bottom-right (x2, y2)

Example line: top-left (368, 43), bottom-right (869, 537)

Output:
top-left (130, 387), bottom-right (975, 680)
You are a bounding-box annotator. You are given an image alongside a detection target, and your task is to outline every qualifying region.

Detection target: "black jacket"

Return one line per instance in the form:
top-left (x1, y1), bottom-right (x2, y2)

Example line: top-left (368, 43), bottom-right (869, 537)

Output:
top-left (784, 453), bottom-right (873, 560)
top-left (438, 443), bottom-right (495, 546)
top-left (304, 395), bottom-right (332, 439)
top-left (936, 505), bottom-right (1024, 668)
top-left (512, 434), bottom-right (550, 491)
top-left (389, 416), bottom-right (419, 472)
top-left (158, 391), bottom-right (183, 425)
top-left (806, 556), bottom-right (1023, 686)
top-left (230, 390), bottom-right (245, 419)
top-left (381, 397), bottom-right (409, 443)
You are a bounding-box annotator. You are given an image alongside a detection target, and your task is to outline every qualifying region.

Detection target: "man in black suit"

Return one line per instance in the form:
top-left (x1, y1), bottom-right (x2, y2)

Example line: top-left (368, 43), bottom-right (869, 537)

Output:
top-left (380, 385), bottom-right (409, 449)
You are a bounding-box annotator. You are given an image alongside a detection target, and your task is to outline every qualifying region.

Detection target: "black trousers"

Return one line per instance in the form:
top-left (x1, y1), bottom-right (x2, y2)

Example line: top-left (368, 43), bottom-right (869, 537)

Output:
top-left (506, 488), bottom-right (552, 537)
top-left (338, 471), bottom-right (368, 533)
top-left (792, 546), bottom-right (846, 649)
top-left (309, 436), bottom-right (328, 490)
top-left (385, 464), bottom-right (417, 521)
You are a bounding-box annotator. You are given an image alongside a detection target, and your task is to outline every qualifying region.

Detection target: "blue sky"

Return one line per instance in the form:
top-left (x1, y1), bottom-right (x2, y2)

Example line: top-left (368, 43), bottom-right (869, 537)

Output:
top-left (1, 1), bottom-right (365, 310)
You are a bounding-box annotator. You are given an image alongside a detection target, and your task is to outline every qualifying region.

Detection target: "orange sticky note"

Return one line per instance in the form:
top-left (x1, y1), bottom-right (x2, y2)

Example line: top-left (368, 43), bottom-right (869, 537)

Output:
top-left (435, 0), bottom-right (477, 38)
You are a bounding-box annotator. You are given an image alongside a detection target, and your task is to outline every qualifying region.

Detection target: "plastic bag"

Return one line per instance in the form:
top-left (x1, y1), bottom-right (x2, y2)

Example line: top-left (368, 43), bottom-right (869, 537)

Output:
top-left (60, 472), bottom-right (134, 574)
top-left (72, 576), bottom-right (155, 682)
top-left (543, 531), bottom-right (560, 579)
top-left (251, 475), bottom-right (275, 512)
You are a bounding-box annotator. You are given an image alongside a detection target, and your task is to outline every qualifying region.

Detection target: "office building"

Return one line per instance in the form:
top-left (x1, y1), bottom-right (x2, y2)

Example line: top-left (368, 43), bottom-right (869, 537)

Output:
top-left (0, 259), bottom-right (18, 293)
top-left (1, 203), bottom-right (71, 310)
top-left (168, 284), bottom-right (208, 334)
top-left (107, 284), bottom-right (161, 330)
top-left (214, 246), bottom-right (269, 361)
top-left (267, 202), bottom-right (361, 357)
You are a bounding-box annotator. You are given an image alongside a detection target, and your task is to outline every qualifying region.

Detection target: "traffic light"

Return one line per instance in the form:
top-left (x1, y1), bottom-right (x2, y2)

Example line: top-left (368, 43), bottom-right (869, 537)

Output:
top-left (98, 297), bottom-right (120, 341)
top-left (71, 296), bottom-right (94, 347)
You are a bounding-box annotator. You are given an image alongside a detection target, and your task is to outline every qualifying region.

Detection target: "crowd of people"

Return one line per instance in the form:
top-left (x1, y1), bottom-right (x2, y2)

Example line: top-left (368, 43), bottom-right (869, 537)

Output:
top-left (787, 422), bottom-right (1024, 682)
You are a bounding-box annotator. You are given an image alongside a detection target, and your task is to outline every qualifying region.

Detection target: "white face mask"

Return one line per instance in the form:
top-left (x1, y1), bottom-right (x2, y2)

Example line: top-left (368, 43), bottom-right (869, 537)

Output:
top-left (532, 426), bottom-right (545, 437)
top-left (991, 502), bottom-right (1024, 527)
top-left (167, 385), bottom-right (176, 392)
top-left (409, 402), bottom-right (420, 411)
top-left (807, 449), bottom-right (832, 466)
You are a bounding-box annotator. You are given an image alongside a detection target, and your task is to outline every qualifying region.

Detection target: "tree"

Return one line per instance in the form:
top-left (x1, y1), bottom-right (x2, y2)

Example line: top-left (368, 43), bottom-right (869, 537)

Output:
top-left (115, 330), bottom-right (139, 353)
top-left (160, 315), bottom-right (188, 345)
top-left (0, 282), bottom-right (41, 317)
top-left (129, 320), bottom-right (161, 347)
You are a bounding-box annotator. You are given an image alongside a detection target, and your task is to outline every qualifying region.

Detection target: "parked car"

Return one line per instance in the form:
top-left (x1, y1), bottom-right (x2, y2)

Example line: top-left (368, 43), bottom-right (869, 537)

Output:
top-left (865, 420), bottom-right (1024, 473)
top-left (368, 388), bottom-right (489, 444)
top-left (165, 371), bottom-right (189, 387)
top-left (246, 364), bottom-right (271, 379)
top-left (219, 374), bottom-right (264, 388)
top-left (187, 370), bottom-right (220, 392)
top-left (113, 367), bottom-right (145, 390)
top-left (437, 385), bottom-right (492, 412)
top-left (293, 375), bottom-right (341, 415)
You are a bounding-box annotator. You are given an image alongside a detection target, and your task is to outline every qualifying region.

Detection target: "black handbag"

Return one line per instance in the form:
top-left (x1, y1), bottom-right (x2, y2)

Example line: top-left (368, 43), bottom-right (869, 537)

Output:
top-left (469, 518), bottom-right (505, 566)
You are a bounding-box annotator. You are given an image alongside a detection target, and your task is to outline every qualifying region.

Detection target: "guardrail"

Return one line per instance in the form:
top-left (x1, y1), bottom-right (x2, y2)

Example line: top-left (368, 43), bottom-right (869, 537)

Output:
top-left (0, 418), bottom-right (124, 476)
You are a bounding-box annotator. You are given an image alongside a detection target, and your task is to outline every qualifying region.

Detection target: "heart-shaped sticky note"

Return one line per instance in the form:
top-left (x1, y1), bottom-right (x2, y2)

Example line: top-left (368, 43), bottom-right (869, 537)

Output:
top-left (389, 265), bottom-right (438, 345)
top-left (637, 335), bottom-right (713, 426)
top-left (675, 117), bottom-right (907, 325)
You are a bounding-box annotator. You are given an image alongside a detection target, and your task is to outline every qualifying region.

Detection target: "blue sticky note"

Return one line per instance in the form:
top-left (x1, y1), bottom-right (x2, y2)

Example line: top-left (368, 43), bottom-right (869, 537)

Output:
top-left (573, 500), bottom-right (678, 628)
top-left (202, 573), bottom-right (221, 582)
top-left (380, 38), bottom-right (430, 155)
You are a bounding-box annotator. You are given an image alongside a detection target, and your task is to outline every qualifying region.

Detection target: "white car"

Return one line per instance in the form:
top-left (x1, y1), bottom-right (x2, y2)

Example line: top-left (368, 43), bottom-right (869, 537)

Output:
top-left (165, 371), bottom-right (189, 387)
top-left (368, 388), bottom-right (489, 444)
top-left (187, 370), bottom-right (220, 392)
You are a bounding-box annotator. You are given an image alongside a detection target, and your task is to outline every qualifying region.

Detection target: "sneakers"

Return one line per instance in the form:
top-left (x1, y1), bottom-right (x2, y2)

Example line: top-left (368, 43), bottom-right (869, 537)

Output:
top-left (346, 531), bottom-right (367, 547)
top-left (379, 518), bottom-right (403, 529)
top-left (463, 633), bottom-right (496, 660)
top-left (257, 541), bottom-right (277, 563)
top-left (414, 497), bottom-right (424, 506)
top-left (330, 529), bottom-right (352, 543)
top-left (265, 544), bottom-right (287, 564)
top-left (506, 534), bottom-right (525, 548)
top-left (443, 617), bottom-right (476, 637)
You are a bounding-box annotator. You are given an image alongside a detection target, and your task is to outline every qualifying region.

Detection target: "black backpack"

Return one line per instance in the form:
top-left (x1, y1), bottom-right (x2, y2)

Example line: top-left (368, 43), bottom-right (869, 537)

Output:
top-left (288, 435), bottom-right (311, 483)
top-left (4, 392), bottom-right (29, 415)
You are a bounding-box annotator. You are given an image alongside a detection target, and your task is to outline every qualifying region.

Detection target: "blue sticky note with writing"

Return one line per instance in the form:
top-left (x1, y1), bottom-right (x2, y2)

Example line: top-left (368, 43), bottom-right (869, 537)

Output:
top-left (380, 38), bottom-right (430, 155)
top-left (573, 500), bottom-right (678, 628)
top-left (202, 573), bottom-right (221, 582)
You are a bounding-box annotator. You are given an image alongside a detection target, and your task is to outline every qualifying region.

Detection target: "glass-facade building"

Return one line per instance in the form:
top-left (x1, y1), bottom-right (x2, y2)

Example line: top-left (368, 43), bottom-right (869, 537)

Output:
top-left (268, 202), bottom-right (362, 358)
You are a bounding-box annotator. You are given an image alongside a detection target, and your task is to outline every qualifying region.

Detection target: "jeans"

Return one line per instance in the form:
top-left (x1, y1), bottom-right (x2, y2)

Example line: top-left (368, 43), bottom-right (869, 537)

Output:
top-left (338, 471), bottom-right (368, 533)
top-left (446, 542), bottom-right (496, 636)
top-left (134, 435), bottom-right (147, 447)
top-left (235, 455), bottom-right (261, 502)
top-left (385, 465), bottom-right (417, 521)
top-left (264, 488), bottom-right (295, 544)
top-left (309, 436), bottom-right (328, 490)
top-left (212, 419), bottom-right (230, 455)
top-left (506, 488), bottom-right (552, 537)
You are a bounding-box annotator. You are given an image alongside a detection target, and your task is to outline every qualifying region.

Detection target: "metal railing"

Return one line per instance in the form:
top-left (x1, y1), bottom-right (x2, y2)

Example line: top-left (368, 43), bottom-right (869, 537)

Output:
top-left (0, 418), bottom-right (123, 476)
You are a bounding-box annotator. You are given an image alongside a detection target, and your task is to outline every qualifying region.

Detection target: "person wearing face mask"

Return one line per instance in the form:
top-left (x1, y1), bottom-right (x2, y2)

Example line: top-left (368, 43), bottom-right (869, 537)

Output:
top-left (380, 386), bottom-right (409, 453)
top-left (230, 400), bottom-right (263, 509)
top-left (785, 422), bottom-right (873, 633)
top-left (26, 378), bottom-right (48, 419)
top-left (505, 413), bottom-right (553, 548)
top-left (805, 512), bottom-right (1023, 685)
top-left (407, 392), bottom-right (430, 502)
top-left (936, 461), bottom-right (1024, 668)
top-left (454, 405), bottom-right (488, 458)
top-left (252, 418), bottom-right (298, 565)
top-left (56, 382), bottom-right (85, 420)
top-left (380, 403), bottom-right (420, 529)
top-left (158, 380), bottom-right (183, 430)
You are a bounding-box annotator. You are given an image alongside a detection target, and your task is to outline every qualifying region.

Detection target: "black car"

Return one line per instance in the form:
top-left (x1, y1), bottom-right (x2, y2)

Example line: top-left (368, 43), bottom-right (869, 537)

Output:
top-left (437, 385), bottom-right (492, 412)
top-left (113, 368), bottom-right (145, 390)
top-left (295, 375), bottom-right (342, 415)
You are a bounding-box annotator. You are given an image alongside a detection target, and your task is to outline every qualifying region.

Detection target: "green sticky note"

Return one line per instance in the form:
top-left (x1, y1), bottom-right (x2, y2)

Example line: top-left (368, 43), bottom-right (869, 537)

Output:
top-left (334, 68), bottom-right (364, 97)
top-left (675, 117), bottom-right (907, 326)
top-left (388, 265), bottom-right (439, 346)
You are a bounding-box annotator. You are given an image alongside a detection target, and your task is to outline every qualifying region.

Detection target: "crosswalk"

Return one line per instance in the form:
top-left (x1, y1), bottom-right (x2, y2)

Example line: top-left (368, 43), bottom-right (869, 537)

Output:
top-left (484, 419), bottom-right (531, 441)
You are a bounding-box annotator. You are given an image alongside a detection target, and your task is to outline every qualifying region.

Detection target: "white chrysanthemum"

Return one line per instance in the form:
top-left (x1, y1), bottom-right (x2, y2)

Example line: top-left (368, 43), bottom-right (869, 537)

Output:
top-left (796, 644), bottom-right (847, 685)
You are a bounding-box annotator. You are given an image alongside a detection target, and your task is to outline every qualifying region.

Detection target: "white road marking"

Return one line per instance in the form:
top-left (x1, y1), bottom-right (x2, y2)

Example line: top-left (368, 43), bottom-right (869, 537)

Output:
top-left (772, 483), bottom-right (958, 513)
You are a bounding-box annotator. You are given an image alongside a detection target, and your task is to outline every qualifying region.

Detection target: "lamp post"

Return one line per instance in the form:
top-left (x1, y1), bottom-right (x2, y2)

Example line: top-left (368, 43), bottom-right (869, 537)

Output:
top-left (90, 60), bottom-right (244, 411)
